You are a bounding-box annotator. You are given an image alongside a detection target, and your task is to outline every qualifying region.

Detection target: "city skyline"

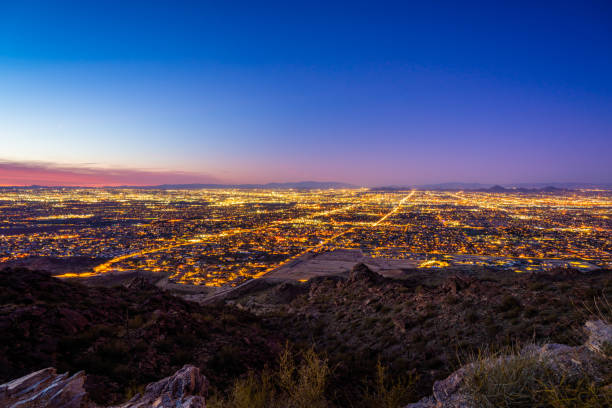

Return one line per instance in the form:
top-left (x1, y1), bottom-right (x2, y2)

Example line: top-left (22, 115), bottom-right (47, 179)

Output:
top-left (1, 1), bottom-right (611, 186)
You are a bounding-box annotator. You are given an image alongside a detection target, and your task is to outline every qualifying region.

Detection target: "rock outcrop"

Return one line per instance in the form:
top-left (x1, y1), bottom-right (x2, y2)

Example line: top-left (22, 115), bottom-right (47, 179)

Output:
top-left (0, 367), bottom-right (87, 408)
top-left (585, 319), bottom-right (612, 356)
top-left (406, 320), bottom-right (612, 408)
top-left (349, 262), bottom-right (383, 283)
top-left (115, 365), bottom-right (207, 408)
top-left (0, 365), bottom-right (207, 408)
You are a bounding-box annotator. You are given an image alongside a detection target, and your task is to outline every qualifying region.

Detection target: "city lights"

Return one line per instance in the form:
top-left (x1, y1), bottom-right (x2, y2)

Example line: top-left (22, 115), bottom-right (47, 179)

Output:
top-left (1, 188), bottom-right (610, 287)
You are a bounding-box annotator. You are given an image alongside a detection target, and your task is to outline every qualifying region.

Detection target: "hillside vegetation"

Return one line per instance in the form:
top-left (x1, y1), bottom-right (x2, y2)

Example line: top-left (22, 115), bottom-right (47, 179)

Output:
top-left (1, 265), bottom-right (611, 407)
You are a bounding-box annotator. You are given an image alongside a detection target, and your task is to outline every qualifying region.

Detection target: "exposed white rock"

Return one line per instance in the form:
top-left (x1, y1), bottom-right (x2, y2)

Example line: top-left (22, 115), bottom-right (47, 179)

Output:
top-left (0, 365), bottom-right (207, 408)
top-left (114, 365), bottom-right (208, 408)
top-left (585, 319), bottom-right (612, 355)
top-left (0, 367), bottom-right (87, 408)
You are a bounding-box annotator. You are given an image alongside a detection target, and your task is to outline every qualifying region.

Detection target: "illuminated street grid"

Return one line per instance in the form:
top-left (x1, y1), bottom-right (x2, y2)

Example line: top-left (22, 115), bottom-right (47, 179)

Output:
top-left (0, 188), bottom-right (610, 286)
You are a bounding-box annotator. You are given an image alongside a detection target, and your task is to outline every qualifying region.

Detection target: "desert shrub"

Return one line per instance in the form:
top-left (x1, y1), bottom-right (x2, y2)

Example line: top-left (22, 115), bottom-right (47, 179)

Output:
top-left (97, 339), bottom-right (129, 361)
top-left (312, 320), bottom-right (326, 336)
top-left (528, 282), bottom-right (546, 291)
top-left (221, 312), bottom-right (239, 325)
top-left (523, 306), bottom-right (538, 318)
top-left (209, 345), bottom-right (246, 377)
top-left (485, 323), bottom-right (501, 338)
top-left (499, 295), bottom-right (522, 314)
top-left (176, 333), bottom-right (198, 348)
top-left (445, 294), bottom-right (460, 305)
top-left (127, 314), bottom-right (145, 329)
top-left (155, 337), bottom-right (173, 353)
top-left (466, 310), bottom-right (479, 323)
top-left (111, 364), bottom-right (131, 381)
top-left (363, 317), bottom-right (378, 329)
top-left (58, 324), bottom-right (116, 351)
top-left (170, 349), bottom-right (192, 366)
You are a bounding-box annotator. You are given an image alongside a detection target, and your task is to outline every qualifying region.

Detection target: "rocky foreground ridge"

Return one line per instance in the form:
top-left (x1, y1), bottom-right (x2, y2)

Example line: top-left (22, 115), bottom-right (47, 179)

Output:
top-left (0, 268), bottom-right (282, 404)
top-left (225, 263), bottom-right (612, 403)
top-left (2, 265), bottom-right (612, 407)
top-left (1, 320), bottom-right (610, 407)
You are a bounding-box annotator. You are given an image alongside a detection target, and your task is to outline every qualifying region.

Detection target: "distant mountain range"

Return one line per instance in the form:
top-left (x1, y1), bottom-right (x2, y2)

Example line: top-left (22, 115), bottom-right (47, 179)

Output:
top-left (2, 181), bottom-right (611, 191)
top-left (476, 185), bottom-right (569, 193)
top-left (119, 181), bottom-right (358, 190)
top-left (0, 181), bottom-right (358, 190)
top-left (372, 182), bottom-right (612, 191)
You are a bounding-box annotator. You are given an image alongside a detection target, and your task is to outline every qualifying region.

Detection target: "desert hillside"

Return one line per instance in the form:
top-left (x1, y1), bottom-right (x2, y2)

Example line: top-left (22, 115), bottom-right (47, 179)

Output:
top-left (1, 266), bottom-right (611, 407)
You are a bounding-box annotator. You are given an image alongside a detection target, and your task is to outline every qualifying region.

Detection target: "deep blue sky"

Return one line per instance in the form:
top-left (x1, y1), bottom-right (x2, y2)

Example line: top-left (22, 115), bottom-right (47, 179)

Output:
top-left (1, 1), bottom-right (611, 186)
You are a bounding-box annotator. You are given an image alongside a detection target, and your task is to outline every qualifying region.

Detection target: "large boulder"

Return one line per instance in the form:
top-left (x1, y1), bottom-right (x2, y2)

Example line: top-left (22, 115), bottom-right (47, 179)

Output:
top-left (115, 365), bottom-right (208, 408)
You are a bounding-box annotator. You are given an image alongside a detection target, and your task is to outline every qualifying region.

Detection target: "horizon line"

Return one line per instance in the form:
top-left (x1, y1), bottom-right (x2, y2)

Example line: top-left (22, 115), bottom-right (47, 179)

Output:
top-left (1, 182), bottom-right (611, 190)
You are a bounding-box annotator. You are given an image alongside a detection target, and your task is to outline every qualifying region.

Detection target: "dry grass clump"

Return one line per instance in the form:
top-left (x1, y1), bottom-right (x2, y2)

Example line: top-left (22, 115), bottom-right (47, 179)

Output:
top-left (209, 346), bottom-right (417, 408)
top-left (463, 346), bottom-right (612, 408)
top-left (464, 347), bottom-right (555, 407)
top-left (582, 295), bottom-right (612, 325)
top-left (208, 345), bottom-right (330, 408)
top-left (541, 377), bottom-right (612, 408)
top-left (362, 360), bottom-right (418, 408)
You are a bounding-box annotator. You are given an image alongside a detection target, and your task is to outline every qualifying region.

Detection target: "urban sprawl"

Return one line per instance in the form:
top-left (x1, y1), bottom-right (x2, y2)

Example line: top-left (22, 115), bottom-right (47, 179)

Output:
top-left (1, 188), bottom-right (610, 287)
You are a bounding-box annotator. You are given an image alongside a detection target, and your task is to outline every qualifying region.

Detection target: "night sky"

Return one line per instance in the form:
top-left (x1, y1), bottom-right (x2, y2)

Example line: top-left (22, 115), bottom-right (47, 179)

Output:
top-left (1, 1), bottom-right (611, 186)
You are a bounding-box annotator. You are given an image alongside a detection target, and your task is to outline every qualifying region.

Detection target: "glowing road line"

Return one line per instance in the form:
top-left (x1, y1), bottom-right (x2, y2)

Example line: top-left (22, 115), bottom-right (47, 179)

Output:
top-left (254, 190), bottom-right (416, 278)
top-left (372, 189), bottom-right (415, 226)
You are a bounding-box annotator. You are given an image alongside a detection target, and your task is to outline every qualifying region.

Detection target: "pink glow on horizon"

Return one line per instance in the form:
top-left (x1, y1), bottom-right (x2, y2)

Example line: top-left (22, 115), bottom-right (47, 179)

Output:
top-left (0, 160), bottom-right (219, 187)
